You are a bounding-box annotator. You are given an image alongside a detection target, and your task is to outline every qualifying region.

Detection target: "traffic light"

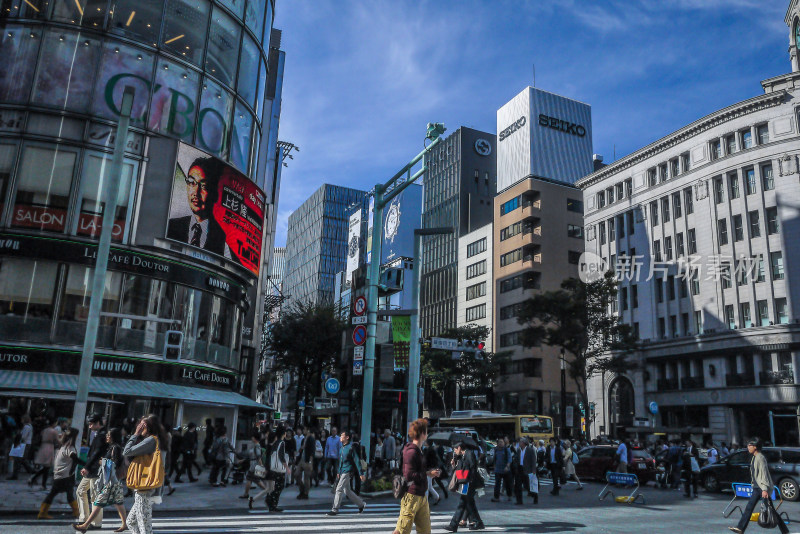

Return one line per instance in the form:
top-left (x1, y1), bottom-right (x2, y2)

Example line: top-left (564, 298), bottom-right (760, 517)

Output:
top-left (164, 330), bottom-right (183, 360)
top-left (455, 339), bottom-right (487, 357)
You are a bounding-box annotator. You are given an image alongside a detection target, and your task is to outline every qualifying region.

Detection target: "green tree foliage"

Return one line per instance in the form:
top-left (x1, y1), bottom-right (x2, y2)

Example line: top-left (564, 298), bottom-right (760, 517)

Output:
top-left (264, 301), bottom-right (346, 423)
top-left (421, 324), bottom-right (509, 416)
top-left (516, 271), bottom-right (637, 438)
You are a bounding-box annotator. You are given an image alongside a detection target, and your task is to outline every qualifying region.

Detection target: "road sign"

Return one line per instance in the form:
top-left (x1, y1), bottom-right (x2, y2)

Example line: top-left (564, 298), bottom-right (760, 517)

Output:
top-left (325, 378), bottom-right (340, 395)
top-left (298, 400), bottom-right (305, 408)
top-left (353, 361), bottom-right (363, 376)
top-left (431, 337), bottom-right (458, 350)
top-left (352, 325), bottom-right (367, 346)
top-left (354, 347), bottom-right (364, 361)
top-left (352, 316), bottom-right (367, 325)
top-left (353, 296), bottom-right (367, 316)
top-left (649, 401), bottom-right (659, 415)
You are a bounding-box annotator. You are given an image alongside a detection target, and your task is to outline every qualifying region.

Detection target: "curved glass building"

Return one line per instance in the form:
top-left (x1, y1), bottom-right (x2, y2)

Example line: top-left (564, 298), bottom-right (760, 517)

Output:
top-left (0, 0), bottom-right (278, 435)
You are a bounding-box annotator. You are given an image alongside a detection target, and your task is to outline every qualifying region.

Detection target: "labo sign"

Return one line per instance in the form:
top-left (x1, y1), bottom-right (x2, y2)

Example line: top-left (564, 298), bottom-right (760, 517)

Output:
top-left (538, 114), bottom-right (587, 137)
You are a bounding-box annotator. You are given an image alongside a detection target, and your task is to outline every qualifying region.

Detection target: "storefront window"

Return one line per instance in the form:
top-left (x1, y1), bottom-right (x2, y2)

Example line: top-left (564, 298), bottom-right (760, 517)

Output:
top-left (149, 58), bottom-right (199, 141)
top-left (55, 265), bottom-right (122, 347)
top-left (0, 143), bottom-right (18, 217)
top-left (161, 0), bottom-right (210, 67)
top-left (31, 29), bottom-right (102, 113)
top-left (244, 0), bottom-right (264, 42)
top-left (230, 100), bottom-right (253, 173)
top-left (255, 56), bottom-right (267, 123)
top-left (0, 26), bottom-right (41, 103)
top-left (173, 285), bottom-right (213, 362)
top-left (248, 129), bottom-right (260, 179)
top-left (207, 296), bottom-right (232, 366)
top-left (74, 151), bottom-right (136, 242)
top-left (108, 0), bottom-right (163, 46)
top-left (51, 0), bottom-right (109, 27)
top-left (11, 145), bottom-right (77, 232)
top-left (236, 34), bottom-right (258, 109)
top-left (197, 76), bottom-right (233, 159)
top-left (206, 6), bottom-right (240, 88)
top-left (117, 274), bottom-right (176, 353)
top-left (0, 258), bottom-right (58, 343)
top-left (92, 42), bottom-right (154, 125)
top-left (217, 0), bottom-right (243, 19)
top-left (1, 0), bottom-right (48, 19)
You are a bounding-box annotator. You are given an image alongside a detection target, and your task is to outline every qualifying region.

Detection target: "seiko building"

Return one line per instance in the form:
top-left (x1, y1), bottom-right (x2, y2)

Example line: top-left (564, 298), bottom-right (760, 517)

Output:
top-left (579, 1), bottom-right (800, 446)
top-left (0, 0), bottom-right (279, 438)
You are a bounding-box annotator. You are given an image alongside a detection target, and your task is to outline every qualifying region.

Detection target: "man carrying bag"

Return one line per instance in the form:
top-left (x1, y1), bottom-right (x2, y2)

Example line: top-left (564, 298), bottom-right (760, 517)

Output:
top-left (728, 438), bottom-right (789, 534)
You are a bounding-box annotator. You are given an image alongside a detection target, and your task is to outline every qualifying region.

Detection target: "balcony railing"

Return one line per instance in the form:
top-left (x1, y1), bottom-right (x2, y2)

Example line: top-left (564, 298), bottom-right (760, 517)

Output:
top-left (726, 373), bottom-right (756, 387)
top-left (656, 378), bottom-right (679, 391)
top-left (523, 253), bottom-right (542, 264)
top-left (759, 370), bottom-right (795, 386)
top-left (681, 376), bottom-right (705, 390)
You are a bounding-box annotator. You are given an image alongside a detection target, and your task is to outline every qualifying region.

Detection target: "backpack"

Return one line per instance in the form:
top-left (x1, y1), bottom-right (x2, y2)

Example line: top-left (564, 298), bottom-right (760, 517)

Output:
top-left (572, 451), bottom-right (579, 465)
top-left (392, 445), bottom-right (408, 499)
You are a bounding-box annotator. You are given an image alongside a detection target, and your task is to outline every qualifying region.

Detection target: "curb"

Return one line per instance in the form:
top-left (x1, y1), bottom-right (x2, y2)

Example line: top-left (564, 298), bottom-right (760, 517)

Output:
top-left (361, 490), bottom-right (393, 497)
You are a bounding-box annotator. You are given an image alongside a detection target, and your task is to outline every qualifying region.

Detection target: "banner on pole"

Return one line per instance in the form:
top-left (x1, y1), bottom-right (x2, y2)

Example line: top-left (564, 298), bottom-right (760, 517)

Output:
top-left (392, 315), bottom-right (411, 370)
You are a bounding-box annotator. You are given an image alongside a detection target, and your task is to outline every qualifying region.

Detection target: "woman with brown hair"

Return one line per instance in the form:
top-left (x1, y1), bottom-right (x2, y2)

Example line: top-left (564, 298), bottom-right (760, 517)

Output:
top-left (123, 415), bottom-right (167, 534)
top-left (393, 419), bottom-right (440, 534)
top-left (73, 428), bottom-right (128, 533)
top-left (37, 427), bottom-right (82, 519)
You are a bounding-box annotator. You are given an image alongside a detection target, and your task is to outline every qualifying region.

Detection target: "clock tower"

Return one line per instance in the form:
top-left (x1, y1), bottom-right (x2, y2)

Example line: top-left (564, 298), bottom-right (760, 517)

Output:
top-left (787, 0), bottom-right (800, 72)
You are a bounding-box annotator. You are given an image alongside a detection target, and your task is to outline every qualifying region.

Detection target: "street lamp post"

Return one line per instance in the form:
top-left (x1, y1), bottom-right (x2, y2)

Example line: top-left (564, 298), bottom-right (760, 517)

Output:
top-left (359, 123), bottom-right (445, 460)
top-left (71, 86), bottom-right (135, 446)
top-left (560, 348), bottom-right (567, 438)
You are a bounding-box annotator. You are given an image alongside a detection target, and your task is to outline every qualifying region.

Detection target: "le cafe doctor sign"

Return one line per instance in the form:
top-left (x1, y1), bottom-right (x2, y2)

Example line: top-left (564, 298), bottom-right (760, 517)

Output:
top-left (499, 114), bottom-right (587, 142)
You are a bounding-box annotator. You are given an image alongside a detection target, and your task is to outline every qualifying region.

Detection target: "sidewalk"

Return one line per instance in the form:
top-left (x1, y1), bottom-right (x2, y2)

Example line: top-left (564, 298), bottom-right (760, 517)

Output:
top-left (0, 475), bottom-right (361, 516)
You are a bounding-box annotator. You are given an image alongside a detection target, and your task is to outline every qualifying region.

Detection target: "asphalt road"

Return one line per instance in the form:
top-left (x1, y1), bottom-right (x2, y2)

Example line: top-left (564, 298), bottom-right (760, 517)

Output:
top-left (3, 480), bottom-right (799, 534)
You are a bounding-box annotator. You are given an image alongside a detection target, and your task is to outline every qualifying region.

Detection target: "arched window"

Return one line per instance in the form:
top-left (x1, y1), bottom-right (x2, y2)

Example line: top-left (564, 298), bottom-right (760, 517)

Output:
top-left (608, 377), bottom-right (635, 437)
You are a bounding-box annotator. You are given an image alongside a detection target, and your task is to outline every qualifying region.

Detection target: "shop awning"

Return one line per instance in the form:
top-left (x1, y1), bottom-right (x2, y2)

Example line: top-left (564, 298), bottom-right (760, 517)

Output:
top-left (0, 390), bottom-right (122, 404)
top-left (0, 371), bottom-right (267, 409)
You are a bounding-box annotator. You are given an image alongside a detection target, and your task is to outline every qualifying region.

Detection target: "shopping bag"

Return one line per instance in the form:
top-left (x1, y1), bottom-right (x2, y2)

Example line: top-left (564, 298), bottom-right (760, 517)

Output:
top-left (528, 473), bottom-right (539, 493)
top-left (9, 443), bottom-right (25, 458)
top-left (758, 497), bottom-right (780, 529)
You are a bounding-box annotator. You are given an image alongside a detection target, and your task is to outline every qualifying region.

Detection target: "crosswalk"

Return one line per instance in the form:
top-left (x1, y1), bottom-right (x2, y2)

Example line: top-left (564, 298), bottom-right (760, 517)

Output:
top-left (87, 504), bottom-right (508, 533)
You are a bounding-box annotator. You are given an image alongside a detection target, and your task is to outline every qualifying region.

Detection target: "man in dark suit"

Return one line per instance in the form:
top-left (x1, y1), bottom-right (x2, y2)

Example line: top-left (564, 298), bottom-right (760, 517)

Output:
top-left (513, 437), bottom-right (538, 504)
top-left (76, 413), bottom-right (108, 528)
top-left (546, 437), bottom-right (564, 496)
top-left (167, 157), bottom-right (227, 255)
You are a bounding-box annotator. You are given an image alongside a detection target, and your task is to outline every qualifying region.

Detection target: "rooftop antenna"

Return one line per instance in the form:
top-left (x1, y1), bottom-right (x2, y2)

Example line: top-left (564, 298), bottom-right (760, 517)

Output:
top-left (532, 63), bottom-right (536, 88)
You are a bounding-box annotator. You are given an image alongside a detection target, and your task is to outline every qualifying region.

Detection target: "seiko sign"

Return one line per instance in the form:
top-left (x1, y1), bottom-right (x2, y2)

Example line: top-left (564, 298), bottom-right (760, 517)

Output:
top-left (499, 116), bottom-right (526, 142)
top-left (538, 114), bottom-right (586, 137)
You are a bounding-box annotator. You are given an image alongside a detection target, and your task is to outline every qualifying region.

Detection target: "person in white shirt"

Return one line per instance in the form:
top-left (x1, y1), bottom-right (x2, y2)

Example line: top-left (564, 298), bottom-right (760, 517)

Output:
top-left (615, 440), bottom-right (628, 473)
top-left (706, 443), bottom-right (718, 465)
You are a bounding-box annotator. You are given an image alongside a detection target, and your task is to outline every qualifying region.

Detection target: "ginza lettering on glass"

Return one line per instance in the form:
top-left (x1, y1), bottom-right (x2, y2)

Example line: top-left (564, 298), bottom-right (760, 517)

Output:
top-left (104, 73), bottom-right (244, 158)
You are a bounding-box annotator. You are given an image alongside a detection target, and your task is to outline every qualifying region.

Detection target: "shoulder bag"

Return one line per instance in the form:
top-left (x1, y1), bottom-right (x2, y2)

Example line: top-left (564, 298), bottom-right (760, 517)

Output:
top-left (126, 438), bottom-right (164, 491)
top-left (391, 446), bottom-right (408, 499)
top-left (757, 497), bottom-right (780, 529)
top-left (270, 442), bottom-right (286, 474)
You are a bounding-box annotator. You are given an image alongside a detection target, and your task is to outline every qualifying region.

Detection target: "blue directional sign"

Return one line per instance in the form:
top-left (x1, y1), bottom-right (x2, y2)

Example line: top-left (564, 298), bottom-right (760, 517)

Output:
top-left (325, 378), bottom-right (340, 395)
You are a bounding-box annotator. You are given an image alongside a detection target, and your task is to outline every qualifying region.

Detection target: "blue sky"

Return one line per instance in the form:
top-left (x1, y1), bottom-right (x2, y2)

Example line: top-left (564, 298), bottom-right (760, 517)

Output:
top-left (272, 0), bottom-right (788, 247)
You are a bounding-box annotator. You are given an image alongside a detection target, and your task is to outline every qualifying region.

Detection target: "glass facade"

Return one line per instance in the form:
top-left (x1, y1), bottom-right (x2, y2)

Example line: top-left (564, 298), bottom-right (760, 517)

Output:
top-left (0, 0), bottom-right (275, 380)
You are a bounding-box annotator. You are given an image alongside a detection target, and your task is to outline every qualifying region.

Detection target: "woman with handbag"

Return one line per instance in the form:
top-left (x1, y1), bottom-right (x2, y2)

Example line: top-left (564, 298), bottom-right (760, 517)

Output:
top-left (29, 418), bottom-right (60, 489)
top-left (73, 428), bottom-right (128, 533)
top-left (239, 431), bottom-right (266, 504)
top-left (208, 426), bottom-right (234, 487)
top-left (37, 427), bottom-right (82, 519)
top-left (124, 415), bottom-right (166, 534)
top-left (682, 440), bottom-right (700, 498)
top-left (562, 440), bottom-right (583, 490)
top-left (729, 437), bottom-right (789, 534)
top-left (445, 442), bottom-right (484, 532)
top-left (265, 429), bottom-right (288, 513)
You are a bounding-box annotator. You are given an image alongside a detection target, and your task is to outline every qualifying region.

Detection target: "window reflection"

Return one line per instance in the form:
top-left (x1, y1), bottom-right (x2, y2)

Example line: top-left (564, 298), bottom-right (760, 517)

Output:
top-left (75, 151), bottom-right (136, 242)
top-left (117, 275), bottom-right (176, 353)
top-left (236, 34), bottom-right (258, 108)
top-left (162, 0), bottom-right (210, 67)
top-left (217, 0), bottom-right (242, 20)
top-left (197, 76), bottom-right (232, 159)
top-left (12, 145), bottom-right (77, 232)
top-left (32, 29), bottom-right (101, 112)
top-left (0, 258), bottom-right (58, 343)
top-left (0, 26), bottom-right (41, 103)
top-left (92, 42), bottom-right (153, 124)
top-left (206, 6), bottom-right (240, 88)
top-left (0, 143), bottom-right (17, 217)
top-left (55, 265), bottom-right (121, 347)
top-left (150, 58), bottom-right (199, 142)
top-left (0, 0), bottom-right (48, 19)
top-left (244, 0), bottom-right (264, 41)
top-left (207, 296), bottom-right (232, 365)
top-left (51, 0), bottom-right (108, 27)
top-left (255, 56), bottom-right (267, 123)
top-left (108, 0), bottom-right (163, 46)
top-left (230, 99), bottom-right (252, 173)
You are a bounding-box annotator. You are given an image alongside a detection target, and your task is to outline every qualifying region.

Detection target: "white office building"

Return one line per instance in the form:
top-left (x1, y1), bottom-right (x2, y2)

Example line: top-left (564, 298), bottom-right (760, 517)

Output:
top-left (457, 224), bottom-right (493, 352)
top-left (577, 2), bottom-right (800, 448)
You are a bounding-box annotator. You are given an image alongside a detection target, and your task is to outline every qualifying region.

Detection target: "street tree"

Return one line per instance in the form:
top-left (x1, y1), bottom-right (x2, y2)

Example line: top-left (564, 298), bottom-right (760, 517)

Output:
top-left (516, 271), bottom-right (637, 439)
top-left (421, 324), bottom-right (509, 416)
top-left (264, 301), bottom-right (346, 424)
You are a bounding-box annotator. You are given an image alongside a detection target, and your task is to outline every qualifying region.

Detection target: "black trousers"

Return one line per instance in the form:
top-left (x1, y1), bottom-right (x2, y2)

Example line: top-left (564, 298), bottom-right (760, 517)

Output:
top-left (736, 491), bottom-right (789, 533)
top-left (513, 468), bottom-right (528, 502)
top-left (549, 464), bottom-right (562, 493)
top-left (493, 471), bottom-right (512, 498)
top-left (178, 451), bottom-right (200, 480)
top-left (209, 459), bottom-right (228, 483)
top-left (266, 473), bottom-right (285, 511)
top-left (450, 490), bottom-right (481, 529)
top-left (43, 477), bottom-right (75, 504)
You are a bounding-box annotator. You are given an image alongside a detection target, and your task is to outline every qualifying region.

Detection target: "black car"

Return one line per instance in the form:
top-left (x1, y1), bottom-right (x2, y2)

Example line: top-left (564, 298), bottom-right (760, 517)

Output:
top-left (700, 447), bottom-right (800, 501)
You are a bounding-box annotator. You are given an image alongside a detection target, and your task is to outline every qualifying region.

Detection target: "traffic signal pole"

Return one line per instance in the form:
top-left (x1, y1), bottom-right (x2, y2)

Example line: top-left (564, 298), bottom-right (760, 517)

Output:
top-left (72, 87), bottom-right (135, 447)
top-left (360, 124), bottom-right (445, 459)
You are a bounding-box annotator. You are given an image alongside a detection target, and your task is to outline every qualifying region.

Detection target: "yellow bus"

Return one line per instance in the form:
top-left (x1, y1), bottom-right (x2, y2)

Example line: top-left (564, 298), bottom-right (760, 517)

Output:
top-left (439, 412), bottom-right (555, 443)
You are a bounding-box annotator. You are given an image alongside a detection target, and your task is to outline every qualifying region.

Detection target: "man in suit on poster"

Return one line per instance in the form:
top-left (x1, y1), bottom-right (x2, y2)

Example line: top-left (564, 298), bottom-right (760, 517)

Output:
top-left (167, 157), bottom-right (227, 255)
